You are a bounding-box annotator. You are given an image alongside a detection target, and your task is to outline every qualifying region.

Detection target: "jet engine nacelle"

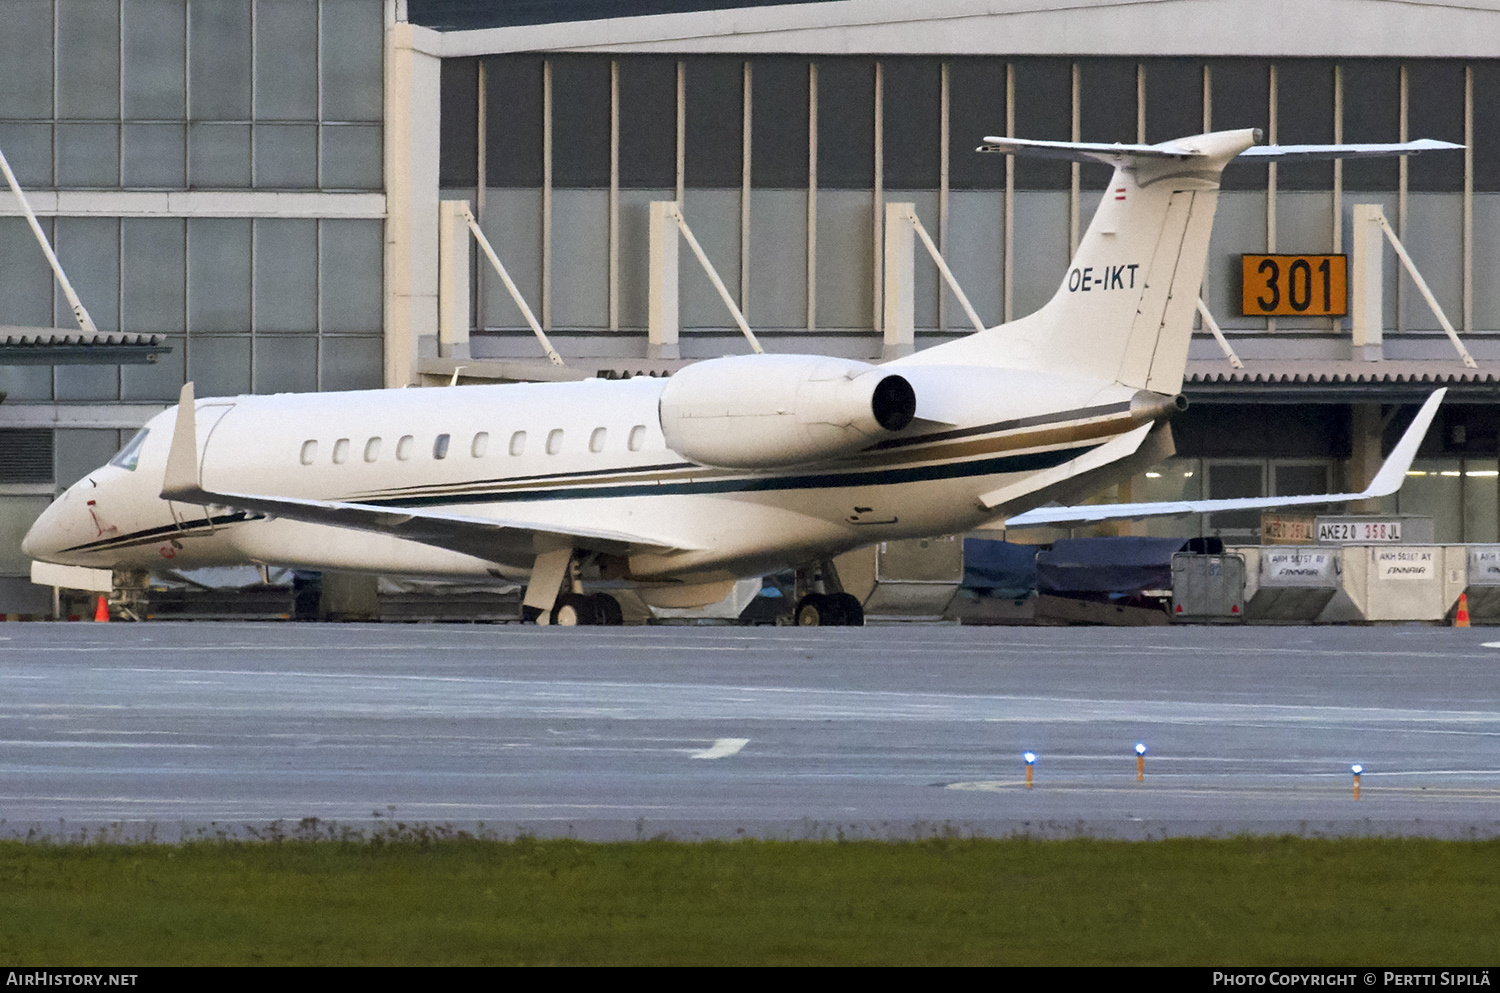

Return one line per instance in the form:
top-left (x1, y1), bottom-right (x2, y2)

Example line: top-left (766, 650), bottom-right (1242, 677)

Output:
top-left (658, 354), bottom-right (917, 469)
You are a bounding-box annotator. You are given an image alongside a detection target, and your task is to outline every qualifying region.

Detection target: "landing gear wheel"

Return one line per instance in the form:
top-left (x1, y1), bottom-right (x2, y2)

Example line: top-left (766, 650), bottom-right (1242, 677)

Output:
top-left (830, 592), bottom-right (864, 626)
top-left (590, 592), bottom-right (624, 626)
top-left (795, 593), bottom-right (836, 626)
top-left (551, 592), bottom-right (597, 626)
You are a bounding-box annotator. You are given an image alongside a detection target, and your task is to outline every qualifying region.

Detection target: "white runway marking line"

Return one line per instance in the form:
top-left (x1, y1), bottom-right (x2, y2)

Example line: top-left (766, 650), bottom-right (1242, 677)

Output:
top-left (690, 738), bottom-right (750, 760)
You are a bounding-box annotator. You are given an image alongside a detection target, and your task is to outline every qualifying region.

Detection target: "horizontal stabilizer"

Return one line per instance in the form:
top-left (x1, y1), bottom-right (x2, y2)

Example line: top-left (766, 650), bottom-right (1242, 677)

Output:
top-left (1004, 389), bottom-right (1445, 528)
top-left (978, 135), bottom-right (1460, 166)
top-left (978, 136), bottom-right (1204, 164)
top-left (1237, 139), bottom-right (1462, 161)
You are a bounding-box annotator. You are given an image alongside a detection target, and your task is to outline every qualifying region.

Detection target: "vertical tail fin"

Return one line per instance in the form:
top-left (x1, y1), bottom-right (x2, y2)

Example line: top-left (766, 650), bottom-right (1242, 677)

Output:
top-left (899, 132), bottom-right (1462, 391)
top-left (980, 129), bottom-right (1258, 393)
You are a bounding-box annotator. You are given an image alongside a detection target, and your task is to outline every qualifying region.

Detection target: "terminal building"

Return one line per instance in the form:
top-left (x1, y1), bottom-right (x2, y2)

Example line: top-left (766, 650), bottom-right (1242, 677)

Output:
top-left (3, 0), bottom-right (1499, 612)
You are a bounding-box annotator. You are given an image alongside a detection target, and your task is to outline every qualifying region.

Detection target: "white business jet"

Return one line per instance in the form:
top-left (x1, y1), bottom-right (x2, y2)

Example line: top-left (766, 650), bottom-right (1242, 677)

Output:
top-left (23, 128), bottom-right (1456, 625)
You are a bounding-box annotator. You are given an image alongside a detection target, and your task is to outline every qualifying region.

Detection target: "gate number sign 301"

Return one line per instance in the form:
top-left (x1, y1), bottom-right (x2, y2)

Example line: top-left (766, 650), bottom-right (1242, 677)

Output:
top-left (1241, 254), bottom-right (1348, 317)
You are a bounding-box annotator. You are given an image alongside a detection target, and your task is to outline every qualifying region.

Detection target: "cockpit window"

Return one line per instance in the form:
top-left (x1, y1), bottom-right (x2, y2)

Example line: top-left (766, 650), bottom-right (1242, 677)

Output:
top-left (108, 428), bottom-right (149, 472)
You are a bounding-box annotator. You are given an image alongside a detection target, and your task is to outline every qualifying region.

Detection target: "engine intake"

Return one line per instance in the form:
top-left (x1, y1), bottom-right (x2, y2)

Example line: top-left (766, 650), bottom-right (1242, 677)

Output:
top-left (659, 354), bottom-right (916, 469)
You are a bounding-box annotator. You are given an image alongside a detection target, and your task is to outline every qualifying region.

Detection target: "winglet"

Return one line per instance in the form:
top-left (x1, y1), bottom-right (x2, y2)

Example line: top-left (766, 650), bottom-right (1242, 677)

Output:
top-left (1001, 389), bottom-right (1448, 528)
top-left (160, 381), bottom-right (203, 501)
top-left (1365, 387), bottom-right (1446, 497)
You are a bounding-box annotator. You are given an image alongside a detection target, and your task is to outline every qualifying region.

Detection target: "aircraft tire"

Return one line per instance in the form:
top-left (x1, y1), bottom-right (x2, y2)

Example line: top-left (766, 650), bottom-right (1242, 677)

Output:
top-left (795, 593), bottom-right (837, 626)
top-left (590, 592), bottom-right (624, 626)
top-left (551, 592), bottom-right (597, 626)
top-left (829, 592), bottom-right (864, 626)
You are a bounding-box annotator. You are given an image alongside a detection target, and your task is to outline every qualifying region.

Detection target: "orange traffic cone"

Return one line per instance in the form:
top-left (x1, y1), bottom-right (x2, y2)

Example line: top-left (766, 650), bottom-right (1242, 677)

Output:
top-left (93, 596), bottom-right (109, 623)
top-left (1455, 592), bottom-right (1471, 628)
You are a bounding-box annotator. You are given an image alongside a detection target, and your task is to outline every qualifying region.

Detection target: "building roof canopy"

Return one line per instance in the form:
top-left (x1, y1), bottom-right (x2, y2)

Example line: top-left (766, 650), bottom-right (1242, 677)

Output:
top-left (416, 0), bottom-right (1500, 60)
top-left (0, 329), bottom-right (171, 366)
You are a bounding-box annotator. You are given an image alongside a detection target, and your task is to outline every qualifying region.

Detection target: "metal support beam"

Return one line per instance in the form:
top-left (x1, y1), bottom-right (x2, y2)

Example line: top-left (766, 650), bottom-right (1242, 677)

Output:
top-left (882, 202), bottom-right (914, 358)
top-left (1373, 209), bottom-right (1476, 369)
top-left (1351, 203), bottom-right (1385, 362)
top-left (1349, 402), bottom-right (1384, 514)
top-left (669, 203), bottom-right (764, 355)
top-left (458, 204), bottom-right (565, 367)
top-left (648, 201), bottom-right (765, 357)
top-left (437, 200), bottom-right (472, 360)
top-left (1195, 299), bottom-right (1243, 370)
top-left (648, 200), bottom-right (680, 359)
top-left (0, 144), bottom-right (97, 333)
top-left (882, 203), bottom-right (987, 345)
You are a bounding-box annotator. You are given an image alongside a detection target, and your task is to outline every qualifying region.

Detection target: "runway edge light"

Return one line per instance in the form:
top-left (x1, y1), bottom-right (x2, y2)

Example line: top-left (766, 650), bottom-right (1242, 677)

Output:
top-left (1024, 751), bottom-right (1036, 789)
top-left (1136, 742), bottom-right (1147, 781)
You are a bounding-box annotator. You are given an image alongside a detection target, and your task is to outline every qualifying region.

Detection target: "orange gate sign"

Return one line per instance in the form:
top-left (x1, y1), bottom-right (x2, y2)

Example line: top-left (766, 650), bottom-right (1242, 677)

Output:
top-left (1241, 254), bottom-right (1347, 317)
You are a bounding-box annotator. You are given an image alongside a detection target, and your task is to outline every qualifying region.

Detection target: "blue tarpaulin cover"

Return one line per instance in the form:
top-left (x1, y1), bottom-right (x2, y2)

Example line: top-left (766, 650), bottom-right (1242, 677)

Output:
top-left (962, 539), bottom-right (1039, 596)
top-left (1035, 536), bottom-right (1190, 595)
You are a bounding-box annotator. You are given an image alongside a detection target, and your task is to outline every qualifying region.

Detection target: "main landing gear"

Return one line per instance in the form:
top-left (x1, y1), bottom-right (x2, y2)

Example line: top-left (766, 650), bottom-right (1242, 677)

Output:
top-left (794, 591), bottom-right (864, 627)
top-left (522, 548), bottom-right (626, 625)
top-left (791, 559), bottom-right (865, 626)
top-left (550, 591), bottom-right (624, 626)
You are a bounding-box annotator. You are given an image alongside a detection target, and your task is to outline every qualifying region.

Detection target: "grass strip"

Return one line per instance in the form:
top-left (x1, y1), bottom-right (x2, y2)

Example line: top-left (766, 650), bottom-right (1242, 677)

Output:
top-left (0, 836), bottom-right (1497, 965)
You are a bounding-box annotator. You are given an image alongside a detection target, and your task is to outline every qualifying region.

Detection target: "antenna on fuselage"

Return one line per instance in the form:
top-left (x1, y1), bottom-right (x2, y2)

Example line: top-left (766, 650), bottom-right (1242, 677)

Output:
top-left (0, 144), bottom-right (98, 334)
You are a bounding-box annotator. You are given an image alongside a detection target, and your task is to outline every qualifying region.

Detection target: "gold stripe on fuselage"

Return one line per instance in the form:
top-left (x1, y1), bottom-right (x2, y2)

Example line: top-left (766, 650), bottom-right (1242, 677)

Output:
top-left (342, 407), bottom-right (1147, 504)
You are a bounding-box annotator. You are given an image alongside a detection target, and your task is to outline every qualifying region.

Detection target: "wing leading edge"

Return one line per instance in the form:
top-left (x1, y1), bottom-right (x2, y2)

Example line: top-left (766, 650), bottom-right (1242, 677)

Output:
top-left (159, 383), bottom-right (700, 565)
top-left (1004, 390), bottom-right (1446, 529)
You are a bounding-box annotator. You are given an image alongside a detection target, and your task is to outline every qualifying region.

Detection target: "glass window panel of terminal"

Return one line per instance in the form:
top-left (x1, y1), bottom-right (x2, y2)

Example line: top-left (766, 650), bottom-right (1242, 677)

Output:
top-left (440, 57), bottom-right (479, 188)
top-left (881, 57), bottom-right (940, 190)
top-left (685, 56), bottom-right (743, 189)
top-left (750, 56), bottom-right (810, 188)
top-left (1407, 60), bottom-right (1466, 193)
top-left (1275, 60), bottom-right (1334, 190)
top-left (483, 55), bottom-right (544, 187)
top-left (947, 57), bottom-right (1006, 191)
top-left (1340, 59), bottom-right (1400, 191)
top-left (550, 55), bottom-right (612, 188)
top-left (1144, 58), bottom-right (1205, 145)
top-left (1078, 57), bottom-right (1138, 188)
top-left (618, 55), bottom-right (676, 189)
top-left (1010, 57), bottom-right (1071, 190)
top-left (816, 57), bottom-right (876, 189)
top-left (1210, 58), bottom-right (1270, 191)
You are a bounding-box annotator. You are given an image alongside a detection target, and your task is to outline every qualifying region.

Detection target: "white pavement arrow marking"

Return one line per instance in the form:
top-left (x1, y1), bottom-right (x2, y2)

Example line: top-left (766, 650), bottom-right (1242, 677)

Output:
top-left (690, 738), bottom-right (750, 760)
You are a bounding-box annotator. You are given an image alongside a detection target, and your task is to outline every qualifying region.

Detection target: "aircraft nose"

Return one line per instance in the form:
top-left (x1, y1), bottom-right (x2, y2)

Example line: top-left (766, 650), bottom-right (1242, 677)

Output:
top-left (21, 490), bottom-right (76, 563)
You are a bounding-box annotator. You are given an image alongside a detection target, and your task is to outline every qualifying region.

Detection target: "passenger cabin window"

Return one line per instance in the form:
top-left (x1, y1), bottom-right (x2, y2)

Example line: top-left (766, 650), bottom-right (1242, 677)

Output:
top-left (628, 425), bottom-right (646, 452)
top-left (299, 440), bottom-right (318, 465)
top-left (589, 427), bottom-right (606, 453)
top-left (433, 434), bottom-right (451, 459)
top-left (364, 437), bottom-right (381, 462)
top-left (509, 431), bottom-right (526, 456)
top-left (332, 438), bottom-right (350, 464)
top-left (471, 432), bottom-right (489, 458)
top-left (546, 429), bottom-right (564, 455)
top-left (109, 429), bottom-right (149, 471)
top-left (396, 435), bottom-right (414, 461)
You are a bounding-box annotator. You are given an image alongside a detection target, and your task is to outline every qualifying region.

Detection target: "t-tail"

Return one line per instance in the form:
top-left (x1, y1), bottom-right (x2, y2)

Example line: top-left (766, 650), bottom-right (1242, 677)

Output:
top-left (897, 129), bottom-right (1461, 396)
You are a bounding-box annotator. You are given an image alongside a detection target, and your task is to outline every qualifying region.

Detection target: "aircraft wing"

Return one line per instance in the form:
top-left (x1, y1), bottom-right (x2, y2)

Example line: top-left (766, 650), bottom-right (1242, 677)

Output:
top-left (1003, 389), bottom-right (1445, 528)
top-left (159, 384), bottom-right (699, 563)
